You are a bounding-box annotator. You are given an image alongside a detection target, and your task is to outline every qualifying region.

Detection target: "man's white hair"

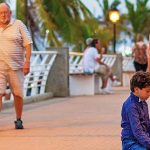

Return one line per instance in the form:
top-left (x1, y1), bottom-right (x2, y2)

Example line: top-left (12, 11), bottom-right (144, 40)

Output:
top-left (86, 38), bottom-right (93, 45)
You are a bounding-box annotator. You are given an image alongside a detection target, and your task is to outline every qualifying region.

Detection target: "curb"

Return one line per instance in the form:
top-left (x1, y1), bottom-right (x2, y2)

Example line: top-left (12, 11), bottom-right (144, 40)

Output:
top-left (2, 92), bottom-right (53, 110)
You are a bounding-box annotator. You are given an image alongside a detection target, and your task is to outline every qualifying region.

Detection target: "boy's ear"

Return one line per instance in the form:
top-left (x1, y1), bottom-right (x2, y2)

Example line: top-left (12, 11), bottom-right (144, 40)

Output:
top-left (134, 87), bottom-right (139, 92)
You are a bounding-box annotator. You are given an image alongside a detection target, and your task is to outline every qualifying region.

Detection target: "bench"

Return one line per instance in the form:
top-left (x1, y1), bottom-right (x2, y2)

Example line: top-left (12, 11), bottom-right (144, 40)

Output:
top-left (122, 57), bottom-right (135, 86)
top-left (69, 52), bottom-right (117, 96)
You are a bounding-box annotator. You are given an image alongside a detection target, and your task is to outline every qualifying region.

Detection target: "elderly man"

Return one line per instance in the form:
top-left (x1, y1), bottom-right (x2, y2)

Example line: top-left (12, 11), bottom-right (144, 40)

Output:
top-left (0, 3), bottom-right (32, 129)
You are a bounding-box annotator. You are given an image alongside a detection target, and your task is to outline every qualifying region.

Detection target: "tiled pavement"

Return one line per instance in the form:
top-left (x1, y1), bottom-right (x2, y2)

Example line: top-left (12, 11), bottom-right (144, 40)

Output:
top-left (0, 86), bottom-right (136, 150)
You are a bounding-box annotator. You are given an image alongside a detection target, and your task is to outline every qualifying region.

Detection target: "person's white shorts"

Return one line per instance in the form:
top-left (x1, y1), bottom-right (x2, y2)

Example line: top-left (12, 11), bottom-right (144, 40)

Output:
top-left (0, 69), bottom-right (24, 98)
top-left (95, 64), bottom-right (111, 79)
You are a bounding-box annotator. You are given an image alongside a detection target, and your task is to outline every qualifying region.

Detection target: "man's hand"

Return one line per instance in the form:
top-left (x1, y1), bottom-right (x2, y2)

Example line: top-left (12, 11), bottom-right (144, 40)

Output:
top-left (23, 61), bottom-right (30, 75)
top-left (24, 44), bottom-right (32, 75)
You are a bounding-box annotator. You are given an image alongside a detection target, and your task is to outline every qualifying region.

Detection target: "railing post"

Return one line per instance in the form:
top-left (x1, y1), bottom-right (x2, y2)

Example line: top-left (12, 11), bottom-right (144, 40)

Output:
top-left (45, 48), bottom-right (69, 96)
top-left (112, 54), bottom-right (123, 85)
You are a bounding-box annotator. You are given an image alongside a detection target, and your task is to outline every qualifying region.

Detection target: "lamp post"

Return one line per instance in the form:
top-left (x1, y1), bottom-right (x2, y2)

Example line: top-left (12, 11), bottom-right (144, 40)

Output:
top-left (109, 8), bottom-right (120, 53)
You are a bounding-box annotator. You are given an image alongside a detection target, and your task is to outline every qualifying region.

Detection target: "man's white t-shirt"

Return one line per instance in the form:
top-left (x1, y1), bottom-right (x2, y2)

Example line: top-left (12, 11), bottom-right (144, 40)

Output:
top-left (83, 47), bottom-right (99, 73)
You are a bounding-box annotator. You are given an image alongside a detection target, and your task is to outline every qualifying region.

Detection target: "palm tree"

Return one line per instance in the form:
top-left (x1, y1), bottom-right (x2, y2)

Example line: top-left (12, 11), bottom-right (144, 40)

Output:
top-left (96, 0), bottom-right (120, 25)
top-left (125, 0), bottom-right (150, 40)
top-left (15, 0), bottom-right (114, 52)
top-left (95, 0), bottom-right (121, 52)
top-left (16, 0), bottom-right (26, 24)
top-left (0, 0), bottom-right (5, 3)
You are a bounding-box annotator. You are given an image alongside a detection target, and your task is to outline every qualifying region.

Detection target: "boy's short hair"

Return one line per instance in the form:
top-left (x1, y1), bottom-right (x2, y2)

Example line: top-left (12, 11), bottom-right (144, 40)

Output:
top-left (130, 71), bottom-right (150, 92)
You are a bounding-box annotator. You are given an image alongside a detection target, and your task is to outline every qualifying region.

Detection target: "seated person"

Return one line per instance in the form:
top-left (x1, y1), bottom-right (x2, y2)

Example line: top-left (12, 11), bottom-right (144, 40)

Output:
top-left (83, 38), bottom-right (116, 94)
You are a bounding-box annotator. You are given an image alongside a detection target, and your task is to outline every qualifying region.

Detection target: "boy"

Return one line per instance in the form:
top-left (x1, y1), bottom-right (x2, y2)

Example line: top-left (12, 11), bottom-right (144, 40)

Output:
top-left (121, 71), bottom-right (150, 149)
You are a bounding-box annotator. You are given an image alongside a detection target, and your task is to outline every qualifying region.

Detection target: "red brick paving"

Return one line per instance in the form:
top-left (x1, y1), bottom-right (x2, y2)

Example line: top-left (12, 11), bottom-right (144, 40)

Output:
top-left (0, 87), bottom-right (135, 150)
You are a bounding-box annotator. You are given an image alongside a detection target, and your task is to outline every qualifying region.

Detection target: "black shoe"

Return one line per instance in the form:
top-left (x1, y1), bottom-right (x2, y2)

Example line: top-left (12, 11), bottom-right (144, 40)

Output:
top-left (14, 119), bottom-right (24, 129)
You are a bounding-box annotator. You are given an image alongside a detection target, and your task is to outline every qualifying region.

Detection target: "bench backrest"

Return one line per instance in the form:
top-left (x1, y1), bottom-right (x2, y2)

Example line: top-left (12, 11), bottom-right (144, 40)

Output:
top-left (24, 51), bottom-right (57, 96)
top-left (69, 52), bottom-right (117, 74)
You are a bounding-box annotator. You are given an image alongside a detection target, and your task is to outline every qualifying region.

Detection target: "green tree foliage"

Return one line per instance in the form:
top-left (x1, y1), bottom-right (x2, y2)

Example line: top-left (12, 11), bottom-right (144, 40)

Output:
top-left (96, 0), bottom-right (120, 24)
top-left (16, 0), bottom-right (113, 51)
top-left (16, 0), bottom-right (26, 24)
top-left (0, 0), bottom-right (4, 3)
top-left (125, 0), bottom-right (150, 40)
top-left (96, 0), bottom-right (121, 51)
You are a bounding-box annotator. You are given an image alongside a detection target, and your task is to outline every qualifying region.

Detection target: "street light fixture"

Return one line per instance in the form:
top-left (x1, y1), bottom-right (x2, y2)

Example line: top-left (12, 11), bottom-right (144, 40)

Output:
top-left (109, 8), bottom-right (120, 53)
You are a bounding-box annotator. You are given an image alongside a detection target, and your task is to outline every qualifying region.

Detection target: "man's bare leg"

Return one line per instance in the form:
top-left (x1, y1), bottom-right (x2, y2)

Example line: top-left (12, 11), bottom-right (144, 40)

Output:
top-left (14, 95), bottom-right (23, 119)
top-left (101, 76), bottom-right (108, 89)
top-left (14, 95), bottom-right (24, 129)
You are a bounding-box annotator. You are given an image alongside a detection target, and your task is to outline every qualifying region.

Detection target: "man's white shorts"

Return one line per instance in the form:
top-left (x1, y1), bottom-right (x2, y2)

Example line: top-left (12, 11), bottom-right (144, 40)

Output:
top-left (0, 69), bottom-right (24, 98)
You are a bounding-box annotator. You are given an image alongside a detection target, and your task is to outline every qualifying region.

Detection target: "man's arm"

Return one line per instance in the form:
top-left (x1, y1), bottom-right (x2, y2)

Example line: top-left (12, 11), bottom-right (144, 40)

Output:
top-left (23, 44), bottom-right (32, 75)
top-left (96, 47), bottom-right (107, 66)
top-left (96, 57), bottom-right (106, 65)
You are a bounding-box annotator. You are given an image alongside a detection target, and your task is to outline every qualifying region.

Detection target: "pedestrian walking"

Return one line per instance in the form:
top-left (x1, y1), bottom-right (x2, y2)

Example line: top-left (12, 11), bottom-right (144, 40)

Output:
top-left (132, 34), bottom-right (148, 72)
top-left (0, 3), bottom-right (32, 129)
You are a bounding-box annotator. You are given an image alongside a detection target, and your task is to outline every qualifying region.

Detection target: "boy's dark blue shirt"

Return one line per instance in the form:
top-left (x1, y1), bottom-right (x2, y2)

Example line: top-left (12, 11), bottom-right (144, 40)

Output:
top-left (121, 92), bottom-right (150, 148)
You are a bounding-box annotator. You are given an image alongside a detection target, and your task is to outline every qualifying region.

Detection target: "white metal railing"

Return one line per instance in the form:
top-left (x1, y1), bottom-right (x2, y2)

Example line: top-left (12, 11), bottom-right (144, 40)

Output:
top-left (69, 52), bottom-right (135, 73)
top-left (122, 57), bottom-right (135, 86)
top-left (24, 51), bottom-right (57, 96)
top-left (4, 51), bottom-right (57, 101)
top-left (122, 56), bottom-right (135, 72)
top-left (69, 52), bottom-right (117, 74)
top-left (69, 52), bottom-right (84, 73)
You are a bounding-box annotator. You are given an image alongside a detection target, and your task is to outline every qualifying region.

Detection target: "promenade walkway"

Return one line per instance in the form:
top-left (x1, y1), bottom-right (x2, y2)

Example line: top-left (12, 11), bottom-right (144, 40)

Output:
top-left (0, 86), bottom-right (134, 150)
